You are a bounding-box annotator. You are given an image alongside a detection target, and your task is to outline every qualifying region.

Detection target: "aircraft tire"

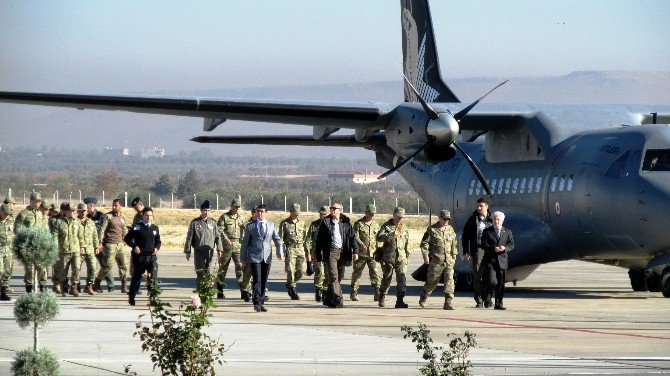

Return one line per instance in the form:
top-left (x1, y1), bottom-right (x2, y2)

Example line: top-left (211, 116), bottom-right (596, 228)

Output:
top-left (646, 273), bottom-right (662, 293)
top-left (661, 268), bottom-right (670, 298)
top-left (628, 269), bottom-right (647, 292)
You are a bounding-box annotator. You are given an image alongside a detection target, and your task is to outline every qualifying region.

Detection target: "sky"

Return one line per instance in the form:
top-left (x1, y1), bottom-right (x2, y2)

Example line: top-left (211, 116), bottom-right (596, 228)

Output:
top-left (1, 0), bottom-right (668, 94)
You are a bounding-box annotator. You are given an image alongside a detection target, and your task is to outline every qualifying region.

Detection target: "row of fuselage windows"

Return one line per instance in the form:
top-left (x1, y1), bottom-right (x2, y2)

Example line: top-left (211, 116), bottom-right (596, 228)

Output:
top-left (468, 175), bottom-right (575, 196)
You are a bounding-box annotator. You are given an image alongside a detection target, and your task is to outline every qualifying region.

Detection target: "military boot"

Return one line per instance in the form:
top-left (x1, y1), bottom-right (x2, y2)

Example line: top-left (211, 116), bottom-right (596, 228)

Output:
top-left (121, 279), bottom-right (129, 294)
top-left (1, 286), bottom-right (11, 301)
top-left (419, 293), bottom-right (428, 308)
top-left (443, 297), bottom-right (454, 310)
top-left (240, 289), bottom-right (246, 300)
top-left (69, 286), bottom-right (80, 297)
top-left (288, 287), bottom-right (300, 300)
top-left (216, 282), bottom-right (224, 299)
top-left (61, 283), bottom-right (68, 297)
top-left (315, 289), bottom-right (322, 302)
top-left (54, 284), bottom-right (62, 294)
top-left (395, 294), bottom-right (409, 309)
top-left (84, 284), bottom-right (95, 295)
top-left (350, 290), bottom-right (359, 301)
top-left (92, 279), bottom-right (103, 293)
top-left (25, 285), bottom-right (33, 293)
top-left (243, 291), bottom-right (251, 302)
top-left (373, 289), bottom-right (380, 302)
top-left (39, 285), bottom-right (45, 292)
top-left (378, 294), bottom-right (386, 308)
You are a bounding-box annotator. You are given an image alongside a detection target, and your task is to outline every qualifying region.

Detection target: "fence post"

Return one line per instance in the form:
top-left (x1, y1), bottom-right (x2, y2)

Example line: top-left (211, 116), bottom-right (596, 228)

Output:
top-left (78, 190), bottom-right (82, 203)
top-left (171, 193), bottom-right (174, 209)
top-left (306, 196), bottom-right (309, 212)
top-left (216, 194), bottom-right (219, 211)
top-left (194, 194), bottom-right (197, 209)
top-left (102, 191), bottom-right (105, 207)
top-left (349, 197), bottom-right (353, 214)
top-left (55, 190), bottom-right (58, 204)
top-left (284, 196), bottom-right (287, 212)
top-left (417, 198), bottom-right (420, 215)
top-left (148, 193), bottom-right (151, 207)
top-left (124, 192), bottom-right (128, 207)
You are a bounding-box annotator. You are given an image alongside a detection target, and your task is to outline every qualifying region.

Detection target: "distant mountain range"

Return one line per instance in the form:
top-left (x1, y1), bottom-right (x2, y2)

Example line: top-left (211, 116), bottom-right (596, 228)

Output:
top-left (1, 71), bottom-right (668, 158)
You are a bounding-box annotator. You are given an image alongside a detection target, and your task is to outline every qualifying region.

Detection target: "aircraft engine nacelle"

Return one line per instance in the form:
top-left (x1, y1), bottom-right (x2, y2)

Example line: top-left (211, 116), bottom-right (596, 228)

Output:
top-left (384, 104), bottom-right (459, 163)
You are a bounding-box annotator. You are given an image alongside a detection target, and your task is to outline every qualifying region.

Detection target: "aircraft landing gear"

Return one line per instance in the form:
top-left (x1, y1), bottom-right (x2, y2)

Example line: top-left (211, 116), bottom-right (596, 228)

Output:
top-left (628, 269), bottom-right (647, 292)
top-left (646, 273), bottom-right (662, 293)
top-left (661, 268), bottom-right (670, 298)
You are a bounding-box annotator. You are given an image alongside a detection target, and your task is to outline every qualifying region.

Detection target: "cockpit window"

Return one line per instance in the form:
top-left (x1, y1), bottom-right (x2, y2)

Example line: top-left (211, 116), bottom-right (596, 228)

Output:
top-left (642, 149), bottom-right (670, 171)
top-left (605, 150), bottom-right (631, 178)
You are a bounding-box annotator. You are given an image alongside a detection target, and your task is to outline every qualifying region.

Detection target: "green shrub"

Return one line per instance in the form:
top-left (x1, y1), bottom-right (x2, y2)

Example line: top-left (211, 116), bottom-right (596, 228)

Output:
top-left (402, 323), bottom-right (477, 376)
top-left (13, 226), bottom-right (58, 268)
top-left (14, 292), bottom-right (60, 330)
top-left (11, 347), bottom-right (60, 376)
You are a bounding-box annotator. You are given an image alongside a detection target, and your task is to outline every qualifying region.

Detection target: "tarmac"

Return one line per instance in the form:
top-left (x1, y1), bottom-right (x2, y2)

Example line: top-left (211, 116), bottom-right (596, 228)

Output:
top-left (1, 250), bottom-right (669, 375)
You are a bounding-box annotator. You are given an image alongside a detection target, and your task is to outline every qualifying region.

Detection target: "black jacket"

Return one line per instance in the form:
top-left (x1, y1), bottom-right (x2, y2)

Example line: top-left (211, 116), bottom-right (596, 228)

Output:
top-left (461, 210), bottom-right (493, 257)
top-left (315, 214), bottom-right (358, 262)
top-left (124, 221), bottom-right (161, 255)
top-left (480, 226), bottom-right (514, 270)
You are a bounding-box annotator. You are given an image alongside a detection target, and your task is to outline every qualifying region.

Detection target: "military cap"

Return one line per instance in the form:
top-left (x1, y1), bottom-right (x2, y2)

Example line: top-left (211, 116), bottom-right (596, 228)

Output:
top-left (200, 200), bottom-right (211, 210)
top-left (60, 202), bottom-right (68, 210)
top-left (319, 205), bottom-right (328, 215)
top-left (41, 200), bottom-right (49, 208)
top-left (83, 197), bottom-right (98, 205)
top-left (393, 207), bottom-right (405, 218)
top-left (76, 203), bottom-right (87, 211)
top-left (231, 198), bottom-right (242, 207)
top-left (439, 209), bottom-right (451, 220)
top-left (3, 196), bottom-right (15, 204)
top-left (49, 203), bottom-right (57, 211)
top-left (365, 204), bottom-right (377, 214)
top-left (62, 203), bottom-right (73, 211)
top-left (1, 204), bottom-right (13, 215)
top-left (131, 197), bottom-right (142, 207)
top-left (30, 192), bottom-right (42, 201)
top-left (289, 203), bottom-right (301, 214)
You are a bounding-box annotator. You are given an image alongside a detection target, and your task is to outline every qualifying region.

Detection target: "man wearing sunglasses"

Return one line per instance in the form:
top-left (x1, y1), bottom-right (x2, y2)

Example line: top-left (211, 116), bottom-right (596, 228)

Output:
top-left (315, 202), bottom-right (358, 308)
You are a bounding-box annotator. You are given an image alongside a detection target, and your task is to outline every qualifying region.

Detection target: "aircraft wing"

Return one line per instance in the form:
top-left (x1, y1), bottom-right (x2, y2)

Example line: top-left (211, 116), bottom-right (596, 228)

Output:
top-left (0, 91), bottom-right (393, 131)
top-left (191, 134), bottom-right (384, 147)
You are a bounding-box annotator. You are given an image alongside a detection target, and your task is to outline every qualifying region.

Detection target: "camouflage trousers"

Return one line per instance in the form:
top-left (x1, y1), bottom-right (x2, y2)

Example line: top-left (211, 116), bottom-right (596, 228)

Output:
top-left (0, 246), bottom-right (12, 287)
top-left (79, 253), bottom-right (98, 286)
top-left (350, 254), bottom-right (380, 292)
top-left (24, 262), bottom-right (48, 287)
top-left (422, 260), bottom-right (455, 299)
top-left (284, 246), bottom-right (306, 288)
top-left (379, 260), bottom-right (407, 296)
top-left (96, 242), bottom-right (128, 287)
top-left (218, 242), bottom-right (251, 292)
top-left (58, 252), bottom-right (81, 288)
top-left (193, 248), bottom-right (214, 289)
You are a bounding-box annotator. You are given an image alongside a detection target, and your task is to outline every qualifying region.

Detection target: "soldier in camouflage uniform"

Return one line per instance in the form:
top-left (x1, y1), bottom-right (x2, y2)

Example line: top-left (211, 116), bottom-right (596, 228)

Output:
top-left (306, 205), bottom-right (328, 302)
top-left (376, 207), bottom-right (411, 308)
top-left (77, 203), bottom-right (100, 295)
top-left (184, 200), bottom-right (223, 289)
top-left (49, 203), bottom-right (65, 292)
top-left (52, 203), bottom-right (83, 297)
top-left (14, 192), bottom-right (48, 292)
top-left (216, 198), bottom-right (249, 300)
top-left (279, 203), bottom-right (309, 300)
top-left (419, 210), bottom-right (458, 310)
top-left (0, 204), bottom-right (14, 300)
top-left (351, 204), bottom-right (381, 302)
top-left (2, 197), bottom-right (16, 294)
top-left (94, 199), bottom-right (128, 293)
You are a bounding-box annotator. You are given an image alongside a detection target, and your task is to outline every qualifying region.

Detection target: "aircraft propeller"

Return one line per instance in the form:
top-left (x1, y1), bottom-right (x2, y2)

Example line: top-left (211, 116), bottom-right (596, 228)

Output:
top-left (378, 77), bottom-right (510, 198)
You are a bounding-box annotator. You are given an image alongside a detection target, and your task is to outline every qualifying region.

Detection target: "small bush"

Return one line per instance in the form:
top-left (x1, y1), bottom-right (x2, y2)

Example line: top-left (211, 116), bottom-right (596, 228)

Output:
top-left (14, 292), bottom-right (60, 330)
top-left (11, 347), bottom-right (60, 376)
top-left (13, 226), bottom-right (58, 268)
top-left (402, 323), bottom-right (477, 376)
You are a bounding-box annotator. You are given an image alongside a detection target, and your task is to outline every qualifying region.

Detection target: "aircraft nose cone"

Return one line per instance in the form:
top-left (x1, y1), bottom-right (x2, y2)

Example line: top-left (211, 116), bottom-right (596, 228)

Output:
top-left (427, 115), bottom-right (458, 145)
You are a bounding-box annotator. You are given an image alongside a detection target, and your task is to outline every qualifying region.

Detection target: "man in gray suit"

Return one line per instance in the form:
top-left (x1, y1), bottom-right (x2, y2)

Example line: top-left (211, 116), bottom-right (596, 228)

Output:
top-left (241, 204), bottom-right (283, 312)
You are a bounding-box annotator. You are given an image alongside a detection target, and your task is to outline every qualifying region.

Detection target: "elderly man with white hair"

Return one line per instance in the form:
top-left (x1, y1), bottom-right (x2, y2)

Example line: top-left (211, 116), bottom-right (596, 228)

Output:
top-left (480, 211), bottom-right (514, 310)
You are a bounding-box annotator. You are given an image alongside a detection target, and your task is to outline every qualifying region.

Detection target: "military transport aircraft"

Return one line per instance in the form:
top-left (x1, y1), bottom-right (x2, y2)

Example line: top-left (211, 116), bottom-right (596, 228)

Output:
top-left (1, 0), bottom-right (669, 297)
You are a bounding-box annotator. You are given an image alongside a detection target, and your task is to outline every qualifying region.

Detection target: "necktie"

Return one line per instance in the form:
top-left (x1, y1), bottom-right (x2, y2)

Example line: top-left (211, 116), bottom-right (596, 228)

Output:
top-left (260, 222), bottom-right (265, 237)
top-left (496, 228), bottom-right (500, 238)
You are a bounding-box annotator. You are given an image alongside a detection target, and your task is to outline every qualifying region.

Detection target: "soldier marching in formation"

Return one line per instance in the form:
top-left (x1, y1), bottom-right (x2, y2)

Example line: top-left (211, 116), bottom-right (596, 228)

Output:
top-left (216, 198), bottom-right (250, 300)
top-left (279, 203), bottom-right (309, 300)
top-left (376, 207), bottom-right (411, 309)
top-left (419, 209), bottom-right (458, 310)
top-left (351, 204), bottom-right (381, 302)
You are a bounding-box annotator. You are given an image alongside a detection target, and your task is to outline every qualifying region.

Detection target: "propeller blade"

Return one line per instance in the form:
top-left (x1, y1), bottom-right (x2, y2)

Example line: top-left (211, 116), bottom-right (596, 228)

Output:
top-left (402, 75), bottom-right (440, 120)
top-left (378, 140), bottom-right (433, 179)
top-left (453, 78), bottom-right (510, 121)
top-left (453, 141), bottom-right (493, 197)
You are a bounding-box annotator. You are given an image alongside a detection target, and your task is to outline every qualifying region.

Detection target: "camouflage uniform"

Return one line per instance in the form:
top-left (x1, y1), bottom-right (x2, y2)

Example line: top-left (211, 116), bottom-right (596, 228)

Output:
top-left (419, 211), bottom-right (458, 309)
top-left (376, 208), bottom-right (411, 307)
top-left (306, 214), bottom-right (327, 300)
top-left (49, 210), bottom-right (63, 291)
top-left (79, 215), bottom-right (100, 292)
top-left (15, 203), bottom-right (48, 289)
top-left (184, 212), bottom-right (223, 289)
top-left (279, 204), bottom-right (309, 299)
top-left (97, 210), bottom-right (128, 291)
top-left (216, 207), bottom-right (249, 297)
top-left (351, 214), bottom-right (381, 300)
top-left (52, 213), bottom-right (83, 296)
top-left (0, 207), bottom-right (14, 292)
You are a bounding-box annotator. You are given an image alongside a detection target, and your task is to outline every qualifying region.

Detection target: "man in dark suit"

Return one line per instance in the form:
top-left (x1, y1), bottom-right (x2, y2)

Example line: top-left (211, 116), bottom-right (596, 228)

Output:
top-left (480, 211), bottom-right (514, 310)
top-left (124, 207), bottom-right (161, 306)
top-left (241, 204), bottom-right (282, 312)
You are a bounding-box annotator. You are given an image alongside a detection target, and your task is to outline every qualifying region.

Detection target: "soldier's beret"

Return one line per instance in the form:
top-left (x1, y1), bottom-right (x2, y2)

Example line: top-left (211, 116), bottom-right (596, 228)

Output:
top-left (30, 192), bottom-right (42, 201)
top-left (393, 207), bottom-right (405, 218)
top-left (319, 205), bottom-right (328, 215)
top-left (49, 203), bottom-right (57, 211)
top-left (41, 200), bottom-right (49, 209)
top-left (439, 209), bottom-right (451, 220)
top-left (231, 198), bottom-right (242, 207)
top-left (62, 203), bottom-right (72, 211)
top-left (83, 197), bottom-right (98, 205)
top-left (200, 200), bottom-right (211, 210)
top-left (1, 204), bottom-right (13, 215)
top-left (289, 203), bottom-right (301, 214)
top-left (76, 203), bottom-right (87, 211)
top-left (131, 197), bottom-right (142, 207)
top-left (365, 204), bottom-right (376, 214)
top-left (3, 196), bottom-right (15, 204)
